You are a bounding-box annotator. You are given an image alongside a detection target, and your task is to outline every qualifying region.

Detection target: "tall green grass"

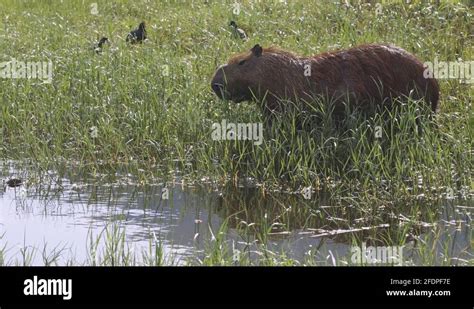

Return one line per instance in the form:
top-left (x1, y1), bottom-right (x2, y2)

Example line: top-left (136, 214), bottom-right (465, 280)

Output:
top-left (0, 1), bottom-right (471, 192)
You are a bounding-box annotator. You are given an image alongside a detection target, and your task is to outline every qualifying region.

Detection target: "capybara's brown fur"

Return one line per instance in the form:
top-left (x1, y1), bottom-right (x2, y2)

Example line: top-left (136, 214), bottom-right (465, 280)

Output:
top-left (211, 44), bottom-right (439, 116)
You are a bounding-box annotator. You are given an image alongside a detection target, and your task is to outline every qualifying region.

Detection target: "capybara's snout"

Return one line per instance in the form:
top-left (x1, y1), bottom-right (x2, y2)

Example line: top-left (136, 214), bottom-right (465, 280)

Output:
top-left (211, 82), bottom-right (223, 97)
top-left (211, 64), bottom-right (228, 99)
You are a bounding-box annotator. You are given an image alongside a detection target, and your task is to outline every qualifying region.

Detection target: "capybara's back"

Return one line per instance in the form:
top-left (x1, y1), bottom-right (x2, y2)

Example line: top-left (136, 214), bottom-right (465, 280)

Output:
top-left (211, 44), bottom-right (439, 115)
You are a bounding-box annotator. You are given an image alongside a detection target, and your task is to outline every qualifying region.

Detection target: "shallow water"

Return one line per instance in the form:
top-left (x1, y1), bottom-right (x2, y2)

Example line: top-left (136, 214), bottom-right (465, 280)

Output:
top-left (0, 163), bottom-right (472, 265)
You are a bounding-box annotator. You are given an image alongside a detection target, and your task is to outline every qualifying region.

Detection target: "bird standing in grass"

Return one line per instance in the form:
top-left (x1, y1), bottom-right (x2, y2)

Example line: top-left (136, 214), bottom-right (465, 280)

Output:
top-left (229, 21), bottom-right (247, 41)
top-left (93, 37), bottom-right (108, 54)
top-left (126, 22), bottom-right (147, 44)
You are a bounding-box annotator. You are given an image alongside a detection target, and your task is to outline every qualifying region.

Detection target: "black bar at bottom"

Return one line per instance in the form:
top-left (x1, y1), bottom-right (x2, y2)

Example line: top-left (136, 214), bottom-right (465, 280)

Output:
top-left (0, 267), bottom-right (472, 307)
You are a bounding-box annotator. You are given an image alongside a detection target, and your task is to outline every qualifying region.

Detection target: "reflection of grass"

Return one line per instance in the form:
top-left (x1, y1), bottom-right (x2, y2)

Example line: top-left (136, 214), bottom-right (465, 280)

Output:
top-left (0, 232), bottom-right (6, 266)
top-left (1, 212), bottom-right (472, 266)
top-left (0, 0), bottom-right (472, 265)
top-left (110, 214), bottom-right (127, 221)
top-left (0, 224), bottom-right (171, 266)
top-left (1, 162), bottom-right (472, 266)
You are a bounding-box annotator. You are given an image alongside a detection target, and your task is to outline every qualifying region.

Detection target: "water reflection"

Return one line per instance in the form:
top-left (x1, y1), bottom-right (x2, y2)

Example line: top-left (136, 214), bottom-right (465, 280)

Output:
top-left (0, 164), bottom-right (472, 265)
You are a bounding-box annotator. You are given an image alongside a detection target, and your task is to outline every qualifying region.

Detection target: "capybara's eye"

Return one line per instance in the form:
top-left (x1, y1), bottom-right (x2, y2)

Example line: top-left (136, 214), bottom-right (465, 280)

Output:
top-left (238, 59), bottom-right (246, 66)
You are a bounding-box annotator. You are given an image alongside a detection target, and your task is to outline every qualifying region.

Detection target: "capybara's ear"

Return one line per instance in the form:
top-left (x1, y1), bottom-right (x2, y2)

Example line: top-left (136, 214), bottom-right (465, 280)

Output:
top-left (251, 44), bottom-right (263, 57)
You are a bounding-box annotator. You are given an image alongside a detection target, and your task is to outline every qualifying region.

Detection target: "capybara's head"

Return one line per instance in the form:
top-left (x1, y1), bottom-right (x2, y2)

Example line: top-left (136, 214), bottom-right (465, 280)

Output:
top-left (211, 44), bottom-right (266, 103)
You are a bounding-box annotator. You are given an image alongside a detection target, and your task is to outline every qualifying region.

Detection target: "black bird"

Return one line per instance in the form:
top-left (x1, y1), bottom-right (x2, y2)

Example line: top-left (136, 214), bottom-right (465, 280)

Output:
top-left (6, 178), bottom-right (22, 188)
top-left (229, 21), bottom-right (247, 40)
top-left (126, 22), bottom-right (147, 44)
top-left (93, 37), bottom-right (108, 54)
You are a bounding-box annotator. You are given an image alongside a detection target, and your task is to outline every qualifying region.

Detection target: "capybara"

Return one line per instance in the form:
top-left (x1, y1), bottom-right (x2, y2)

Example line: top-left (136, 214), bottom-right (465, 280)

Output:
top-left (211, 44), bottom-right (439, 116)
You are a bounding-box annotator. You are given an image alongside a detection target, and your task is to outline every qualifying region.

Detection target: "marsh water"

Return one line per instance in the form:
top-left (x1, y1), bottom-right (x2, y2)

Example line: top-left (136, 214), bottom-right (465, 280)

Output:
top-left (0, 162), bottom-right (472, 265)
